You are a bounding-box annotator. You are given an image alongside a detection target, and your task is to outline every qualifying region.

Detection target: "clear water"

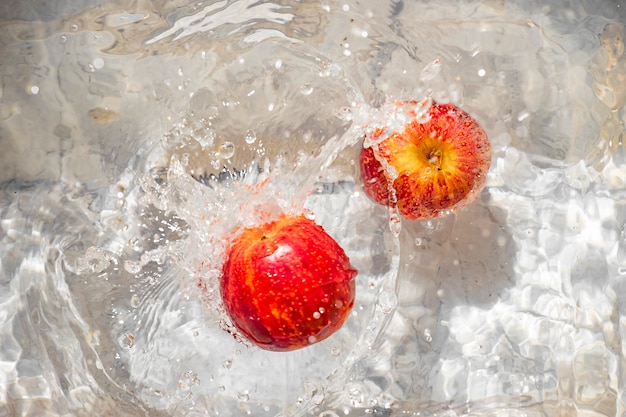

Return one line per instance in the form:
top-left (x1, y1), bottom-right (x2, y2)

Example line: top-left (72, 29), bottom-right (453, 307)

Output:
top-left (1, 0), bottom-right (625, 416)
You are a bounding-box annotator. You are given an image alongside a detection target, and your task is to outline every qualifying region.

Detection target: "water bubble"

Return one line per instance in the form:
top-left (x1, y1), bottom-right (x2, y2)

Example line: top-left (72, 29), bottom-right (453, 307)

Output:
top-left (218, 142), bottom-right (235, 159)
top-left (245, 129), bottom-right (257, 144)
top-left (424, 328), bottom-right (433, 342)
top-left (347, 385), bottom-right (365, 407)
top-left (128, 237), bottom-right (142, 252)
top-left (223, 359), bottom-right (233, 369)
top-left (193, 128), bottom-right (215, 148)
top-left (70, 24), bottom-right (79, 32)
top-left (335, 106), bottom-right (353, 121)
top-left (81, 246), bottom-right (113, 274)
top-left (60, 35), bottom-right (67, 43)
top-left (378, 291), bottom-right (397, 314)
top-left (115, 198), bottom-right (126, 210)
top-left (93, 57), bottom-right (104, 70)
top-left (178, 371), bottom-right (200, 390)
top-left (130, 294), bottom-right (141, 308)
top-left (237, 390), bottom-right (250, 401)
top-left (118, 332), bottom-right (135, 349)
top-left (299, 84), bottom-right (314, 95)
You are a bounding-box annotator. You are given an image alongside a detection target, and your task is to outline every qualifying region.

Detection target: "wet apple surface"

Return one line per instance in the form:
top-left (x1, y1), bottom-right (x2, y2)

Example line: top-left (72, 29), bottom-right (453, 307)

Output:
top-left (221, 214), bottom-right (357, 351)
top-left (360, 100), bottom-right (492, 219)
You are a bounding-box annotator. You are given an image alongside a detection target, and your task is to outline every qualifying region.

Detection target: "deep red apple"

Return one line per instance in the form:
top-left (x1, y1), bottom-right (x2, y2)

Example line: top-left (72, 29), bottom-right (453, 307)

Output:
top-left (360, 100), bottom-right (491, 219)
top-left (220, 214), bottom-right (357, 351)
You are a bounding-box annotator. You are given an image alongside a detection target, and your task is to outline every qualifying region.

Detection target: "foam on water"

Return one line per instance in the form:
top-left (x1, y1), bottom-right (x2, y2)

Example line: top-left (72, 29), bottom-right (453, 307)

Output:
top-left (0, 0), bottom-right (625, 416)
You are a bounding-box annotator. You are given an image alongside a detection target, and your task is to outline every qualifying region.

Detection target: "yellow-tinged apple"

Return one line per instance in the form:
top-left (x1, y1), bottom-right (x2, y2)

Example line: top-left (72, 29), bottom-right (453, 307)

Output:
top-left (360, 100), bottom-right (491, 219)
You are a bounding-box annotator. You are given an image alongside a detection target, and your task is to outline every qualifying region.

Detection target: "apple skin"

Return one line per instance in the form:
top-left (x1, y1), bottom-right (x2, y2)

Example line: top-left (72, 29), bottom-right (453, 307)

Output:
top-left (220, 215), bottom-right (357, 352)
top-left (360, 100), bottom-right (491, 220)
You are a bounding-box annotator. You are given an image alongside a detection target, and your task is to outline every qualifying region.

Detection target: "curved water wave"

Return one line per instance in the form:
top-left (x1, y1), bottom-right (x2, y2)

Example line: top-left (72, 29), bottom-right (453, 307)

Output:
top-left (0, 0), bottom-right (625, 416)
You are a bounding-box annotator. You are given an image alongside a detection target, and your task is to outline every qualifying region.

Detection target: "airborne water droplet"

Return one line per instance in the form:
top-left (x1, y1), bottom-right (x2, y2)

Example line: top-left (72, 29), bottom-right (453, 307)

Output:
top-left (219, 142), bottom-right (235, 159)
top-left (245, 130), bottom-right (257, 144)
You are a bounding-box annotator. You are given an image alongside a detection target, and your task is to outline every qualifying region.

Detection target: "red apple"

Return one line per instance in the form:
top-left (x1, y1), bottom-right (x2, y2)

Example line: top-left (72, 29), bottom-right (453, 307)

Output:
top-left (360, 100), bottom-right (491, 219)
top-left (220, 214), bottom-right (357, 351)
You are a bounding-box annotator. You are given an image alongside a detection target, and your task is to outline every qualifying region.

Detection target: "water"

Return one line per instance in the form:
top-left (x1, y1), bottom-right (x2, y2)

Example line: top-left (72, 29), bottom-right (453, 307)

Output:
top-left (0, 0), bottom-right (625, 416)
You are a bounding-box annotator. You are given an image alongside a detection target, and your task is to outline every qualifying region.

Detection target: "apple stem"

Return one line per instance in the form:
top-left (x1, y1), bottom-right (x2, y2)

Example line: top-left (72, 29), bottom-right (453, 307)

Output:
top-left (428, 149), bottom-right (443, 171)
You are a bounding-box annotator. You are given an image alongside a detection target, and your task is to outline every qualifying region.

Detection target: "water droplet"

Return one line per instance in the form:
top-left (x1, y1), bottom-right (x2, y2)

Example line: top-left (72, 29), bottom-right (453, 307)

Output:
top-left (223, 359), bottom-right (233, 369)
top-left (118, 332), bottom-right (135, 349)
top-left (245, 129), bottom-right (257, 144)
top-left (93, 57), bottom-right (104, 70)
top-left (124, 260), bottom-right (143, 274)
top-left (178, 371), bottom-right (199, 390)
top-left (331, 346), bottom-right (341, 356)
top-left (335, 106), bottom-right (353, 121)
top-left (378, 291), bottom-right (397, 314)
top-left (347, 385), bottom-right (365, 407)
top-left (313, 311), bottom-right (321, 319)
top-left (299, 84), bottom-right (314, 95)
top-left (238, 390), bottom-right (250, 401)
top-left (70, 24), bottom-right (79, 32)
top-left (193, 128), bottom-right (215, 148)
top-left (424, 328), bottom-right (433, 342)
top-left (218, 142), bottom-right (235, 159)
top-left (60, 35), bottom-right (67, 43)
top-left (115, 198), bottom-right (126, 210)
top-left (128, 237), bottom-right (142, 252)
top-left (130, 294), bottom-right (141, 308)
top-left (414, 237), bottom-right (423, 246)
top-left (308, 335), bottom-right (318, 344)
